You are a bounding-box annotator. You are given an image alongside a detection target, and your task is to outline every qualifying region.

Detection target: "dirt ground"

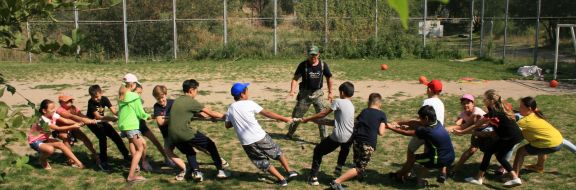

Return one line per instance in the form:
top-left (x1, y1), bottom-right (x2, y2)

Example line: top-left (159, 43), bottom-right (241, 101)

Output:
top-left (3, 79), bottom-right (575, 115)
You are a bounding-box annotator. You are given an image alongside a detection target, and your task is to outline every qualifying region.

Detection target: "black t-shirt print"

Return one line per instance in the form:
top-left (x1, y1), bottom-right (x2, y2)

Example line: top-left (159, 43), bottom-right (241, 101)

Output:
top-left (86, 96), bottom-right (112, 119)
top-left (293, 60), bottom-right (332, 90)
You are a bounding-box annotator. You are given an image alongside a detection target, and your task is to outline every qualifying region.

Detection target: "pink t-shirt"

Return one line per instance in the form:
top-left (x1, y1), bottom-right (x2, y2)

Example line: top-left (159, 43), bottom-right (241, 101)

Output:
top-left (56, 106), bottom-right (81, 116)
top-left (27, 113), bottom-right (60, 144)
top-left (459, 107), bottom-right (486, 127)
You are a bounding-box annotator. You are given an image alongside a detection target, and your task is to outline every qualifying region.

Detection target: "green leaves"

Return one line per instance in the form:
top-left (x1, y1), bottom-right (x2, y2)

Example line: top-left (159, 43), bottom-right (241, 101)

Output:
top-left (61, 34), bottom-right (73, 46)
top-left (387, 0), bottom-right (410, 29)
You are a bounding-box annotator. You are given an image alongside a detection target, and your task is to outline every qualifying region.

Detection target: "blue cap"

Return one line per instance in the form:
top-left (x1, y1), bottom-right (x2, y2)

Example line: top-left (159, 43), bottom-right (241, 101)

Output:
top-left (231, 83), bottom-right (250, 96)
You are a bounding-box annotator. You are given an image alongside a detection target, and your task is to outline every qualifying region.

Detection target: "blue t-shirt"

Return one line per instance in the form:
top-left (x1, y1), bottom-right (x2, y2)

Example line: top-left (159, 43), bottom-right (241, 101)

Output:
top-left (415, 121), bottom-right (455, 167)
top-left (153, 99), bottom-right (174, 137)
top-left (354, 108), bottom-right (387, 149)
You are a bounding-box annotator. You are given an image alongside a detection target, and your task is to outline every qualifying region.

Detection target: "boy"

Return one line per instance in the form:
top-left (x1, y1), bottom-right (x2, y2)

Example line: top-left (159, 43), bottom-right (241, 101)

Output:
top-left (392, 79), bottom-right (445, 180)
top-left (86, 85), bottom-right (131, 171)
top-left (167, 79), bottom-right (230, 181)
top-left (225, 82), bottom-right (299, 187)
top-left (301, 82), bottom-right (355, 186)
top-left (387, 105), bottom-right (455, 186)
top-left (330, 93), bottom-right (388, 190)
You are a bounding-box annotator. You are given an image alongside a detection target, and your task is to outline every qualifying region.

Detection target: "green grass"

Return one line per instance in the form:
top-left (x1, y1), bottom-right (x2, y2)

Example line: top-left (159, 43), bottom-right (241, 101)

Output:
top-left (1, 58), bottom-right (564, 83)
top-left (1, 95), bottom-right (576, 189)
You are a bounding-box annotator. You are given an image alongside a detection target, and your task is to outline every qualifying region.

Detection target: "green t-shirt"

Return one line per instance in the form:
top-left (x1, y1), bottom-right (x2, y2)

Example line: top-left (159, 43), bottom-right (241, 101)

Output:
top-left (168, 95), bottom-right (204, 143)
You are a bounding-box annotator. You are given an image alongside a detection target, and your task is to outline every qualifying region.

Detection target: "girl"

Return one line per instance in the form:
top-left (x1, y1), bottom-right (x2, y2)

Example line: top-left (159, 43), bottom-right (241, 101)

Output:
top-left (455, 89), bottom-right (523, 186)
top-left (28, 99), bottom-right (84, 169)
top-left (118, 73), bottom-right (150, 183)
top-left (512, 97), bottom-right (563, 180)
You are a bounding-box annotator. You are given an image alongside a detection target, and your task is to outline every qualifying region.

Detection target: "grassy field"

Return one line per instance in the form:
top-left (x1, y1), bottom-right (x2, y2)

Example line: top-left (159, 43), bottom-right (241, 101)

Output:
top-left (1, 59), bottom-right (575, 189)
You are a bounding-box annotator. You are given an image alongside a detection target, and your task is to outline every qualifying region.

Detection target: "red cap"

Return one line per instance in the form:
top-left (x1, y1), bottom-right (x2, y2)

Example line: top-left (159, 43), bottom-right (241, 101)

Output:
top-left (426, 79), bottom-right (443, 93)
top-left (58, 94), bottom-right (74, 102)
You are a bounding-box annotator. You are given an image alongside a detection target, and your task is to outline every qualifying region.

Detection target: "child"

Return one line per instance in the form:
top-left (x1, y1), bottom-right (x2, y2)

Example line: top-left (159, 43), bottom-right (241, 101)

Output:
top-left (387, 105), bottom-right (455, 187)
top-left (455, 89), bottom-right (523, 186)
top-left (167, 79), bottom-right (230, 181)
top-left (118, 73), bottom-right (150, 183)
top-left (133, 83), bottom-right (170, 171)
top-left (392, 80), bottom-right (445, 180)
top-left (54, 94), bottom-right (101, 167)
top-left (511, 96), bottom-right (564, 182)
top-left (86, 85), bottom-right (131, 170)
top-left (301, 82), bottom-right (355, 186)
top-left (331, 93), bottom-right (388, 190)
top-left (447, 94), bottom-right (495, 175)
top-left (28, 99), bottom-right (85, 169)
top-left (225, 82), bottom-right (299, 187)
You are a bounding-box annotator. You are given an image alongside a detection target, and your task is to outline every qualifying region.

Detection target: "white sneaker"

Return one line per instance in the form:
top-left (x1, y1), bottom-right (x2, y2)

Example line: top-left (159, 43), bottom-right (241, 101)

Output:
top-left (175, 170), bottom-right (186, 181)
top-left (504, 178), bottom-right (522, 187)
top-left (221, 158), bottom-right (230, 168)
top-left (193, 171), bottom-right (204, 182)
top-left (465, 177), bottom-right (483, 185)
top-left (217, 170), bottom-right (230, 179)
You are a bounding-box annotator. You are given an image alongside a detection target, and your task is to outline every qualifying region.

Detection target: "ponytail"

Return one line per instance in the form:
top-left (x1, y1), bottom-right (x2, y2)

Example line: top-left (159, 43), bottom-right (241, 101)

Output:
top-left (521, 96), bottom-right (545, 119)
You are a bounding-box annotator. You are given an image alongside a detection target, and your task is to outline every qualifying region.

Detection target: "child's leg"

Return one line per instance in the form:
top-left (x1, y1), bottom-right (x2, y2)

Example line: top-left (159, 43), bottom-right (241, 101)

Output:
top-left (127, 134), bottom-right (145, 180)
top-left (267, 165), bottom-right (285, 181)
top-left (512, 146), bottom-right (528, 176)
top-left (452, 146), bottom-right (478, 172)
top-left (47, 140), bottom-right (84, 168)
top-left (88, 124), bottom-right (108, 163)
top-left (336, 142), bottom-right (352, 167)
top-left (536, 154), bottom-right (547, 168)
top-left (166, 145), bottom-right (186, 171)
top-left (277, 154), bottom-right (293, 172)
top-left (72, 129), bottom-right (100, 163)
top-left (37, 143), bottom-right (55, 169)
top-left (103, 124), bottom-right (131, 160)
top-left (397, 137), bottom-right (422, 177)
top-left (143, 130), bottom-right (168, 159)
top-left (189, 133), bottom-right (223, 170)
top-left (335, 168), bottom-right (358, 184)
top-left (58, 132), bottom-right (71, 148)
top-left (310, 138), bottom-right (341, 177)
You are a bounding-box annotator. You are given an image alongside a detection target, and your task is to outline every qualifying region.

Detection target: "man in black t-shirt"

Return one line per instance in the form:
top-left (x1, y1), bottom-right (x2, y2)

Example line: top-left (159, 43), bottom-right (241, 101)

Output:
top-left (286, 45), bottom-right (334, 139)
top-left (86, 85), bottom-right (130, 170)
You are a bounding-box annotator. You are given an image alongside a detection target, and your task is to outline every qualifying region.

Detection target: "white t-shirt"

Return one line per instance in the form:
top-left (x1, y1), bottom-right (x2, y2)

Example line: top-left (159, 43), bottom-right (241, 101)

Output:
top-left (329, 98), bottom-right (355, 143)
top-left (225, 100), bottom-right (267, 145)
top-left (422, 97), bottom-right (445, 126)
top-left (459, 107), bottom-right (486, 126)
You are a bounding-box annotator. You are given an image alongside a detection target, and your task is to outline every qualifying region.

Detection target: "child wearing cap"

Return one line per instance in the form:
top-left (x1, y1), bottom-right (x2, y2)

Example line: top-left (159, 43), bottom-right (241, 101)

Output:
top-left (386, 105), bottom-right (455, 187)
top-left (391, 79), bottom-right (445, 181)
top-left (447, 94), bottom-right (496, 175)
top-left (225, 82), bottom-right (299, 187)
top-left (55, 94), bottom-right (101, 167)
top-left (28, 99), bottom-right (85, 170)
top-left (118, 73), bottom-right (151, 183)
top-left (86, 85), bottom-right (131, 170)
top-left (300, 82), bottom-right (355, 187)
top-left (167, 79), bottom-right (230, 181)
top-left (331, 93), bottom-right (389, 189)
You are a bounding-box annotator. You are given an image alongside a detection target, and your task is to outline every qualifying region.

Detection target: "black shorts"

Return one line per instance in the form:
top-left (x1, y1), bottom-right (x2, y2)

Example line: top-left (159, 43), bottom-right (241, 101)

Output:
top-left (525, 144), bottom-right (561, 155)
top-left (415, 153), bottom-right (449, 169)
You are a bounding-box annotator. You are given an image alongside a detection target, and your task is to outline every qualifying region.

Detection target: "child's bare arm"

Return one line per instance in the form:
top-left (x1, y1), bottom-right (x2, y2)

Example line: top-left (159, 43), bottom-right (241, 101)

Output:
top-left (378, 123), bottom-right (387, 136)
top-left (50, 123), bottom-right (81, 131)
top-left (302, 108), bottom-right (332, 123)
top-left (386, 124), bottom-right (416, 136)
top-left (201, 107), bottom-right (225, 119)
top-left (454, 118), bottom-right (488, 135)
top-left (259, 109), bottom-right (292, 123)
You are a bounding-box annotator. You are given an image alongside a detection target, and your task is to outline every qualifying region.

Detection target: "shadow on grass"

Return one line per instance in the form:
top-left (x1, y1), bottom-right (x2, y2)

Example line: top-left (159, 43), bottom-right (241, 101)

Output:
top-left (267, 132), bottom-right (319, 146)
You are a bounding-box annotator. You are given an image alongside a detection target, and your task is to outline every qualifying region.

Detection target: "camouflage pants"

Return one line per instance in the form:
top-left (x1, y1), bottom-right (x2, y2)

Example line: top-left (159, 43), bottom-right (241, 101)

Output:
top-left (286, 89), bottom-right (328, 139)
top-left (353, 141), bottom-right (375, 175)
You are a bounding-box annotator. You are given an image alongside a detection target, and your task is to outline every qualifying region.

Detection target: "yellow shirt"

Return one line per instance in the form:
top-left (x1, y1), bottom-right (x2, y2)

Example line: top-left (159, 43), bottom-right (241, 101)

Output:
top-left (517, 113), bottom-right (563, 148)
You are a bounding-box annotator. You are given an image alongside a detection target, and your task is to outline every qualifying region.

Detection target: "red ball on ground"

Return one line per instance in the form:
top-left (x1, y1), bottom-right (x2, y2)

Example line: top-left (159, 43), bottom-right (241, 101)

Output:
top-left (381, 64), bottom-right (388, 70)
top-left (419, 76), bottom-right (428, 84)
top-left (550, 80), bottom-right (559, 88)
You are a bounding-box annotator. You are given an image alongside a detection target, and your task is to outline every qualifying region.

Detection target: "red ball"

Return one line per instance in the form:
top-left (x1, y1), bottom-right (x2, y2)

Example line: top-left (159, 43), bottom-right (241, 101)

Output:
top-left (381, 64), bottom-right (388, 70)
top-left (550, 80), bottom-right (559, 88)
top-left (419, 76), bottom-right (428, 84)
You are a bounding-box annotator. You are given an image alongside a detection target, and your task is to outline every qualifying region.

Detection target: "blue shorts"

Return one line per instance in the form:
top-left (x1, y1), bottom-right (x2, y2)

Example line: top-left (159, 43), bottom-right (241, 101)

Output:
top-left (121, 129), bottom-right (142, 139)
top-left (525, 144), bottom-right (561, 155)
top-left (29, 140), bottom-right (45, 151)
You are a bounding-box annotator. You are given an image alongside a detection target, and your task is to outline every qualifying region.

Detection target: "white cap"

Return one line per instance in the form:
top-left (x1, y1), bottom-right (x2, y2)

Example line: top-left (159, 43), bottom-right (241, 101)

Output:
top-left (123, 73), bottom-right (140, 85)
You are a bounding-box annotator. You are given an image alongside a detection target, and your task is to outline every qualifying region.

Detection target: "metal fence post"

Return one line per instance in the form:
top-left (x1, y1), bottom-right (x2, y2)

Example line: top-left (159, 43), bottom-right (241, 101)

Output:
top-left (172, 0), bottom-right (178, 59)
top-left (26, 22), bottom-right (32, 63)
top-left (324, 0), bottom-right (328, 49)
top-left (223, 0), bottom-right (228, 46)
top-left (423, 0), bottom-right (427, 48)
top-left (273, 0), bottom-right (278, 55)
top-left (122, 0), bottom-right (129, 64)
top-left (533, 0), bottom-right (541, 65)
top-left (74, 1), bottom-right (80, 56)
top-left (503, 0), bottom-right (509, 60)
top-left (374, 0), bottom-right (378, 41)
top-left (479, 0), bottom-right (485, 56)
top-left (469, 0), bottom-right (474, 56)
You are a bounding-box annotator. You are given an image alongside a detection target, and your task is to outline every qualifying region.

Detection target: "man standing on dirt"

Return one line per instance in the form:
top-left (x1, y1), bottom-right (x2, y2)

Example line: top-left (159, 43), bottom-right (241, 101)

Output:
top-left (286, 45), bottom-right (334, 140)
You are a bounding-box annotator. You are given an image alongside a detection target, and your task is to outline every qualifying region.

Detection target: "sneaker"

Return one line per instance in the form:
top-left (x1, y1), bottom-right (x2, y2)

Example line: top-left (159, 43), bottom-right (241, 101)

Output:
top-left (98, 162), bottom-right (110, 172)
top-left (221, 158), bottom-right (230, 168)
top-left (175, 170), bottom-right (186, 181)
top-left (278, 179), bottom-right (288, 187)
top-left (308, 176), bottom-right (319, 186)
top-left (164, 158), bottom-right (176, 168)
top-left (465, 177), bottom-right (483, 185)
top-left (141, 160), bottom-right (154, 172)
top-left (217, 170), bottom-right (230, 179)
top-left (524, 164), bottom-right (544, 173)
top-left (503, 178), bottom-right (522, 187)
top-left (437, 175), bottom-right (447, 184)
top-left (193, 171), bottom-right (204, 182)
top-left (333, 165), bottom-right (343, 176)
top-left (288, 171), bottom-right (299, 179)
top-left (330, 180), bottom-right (346, 190)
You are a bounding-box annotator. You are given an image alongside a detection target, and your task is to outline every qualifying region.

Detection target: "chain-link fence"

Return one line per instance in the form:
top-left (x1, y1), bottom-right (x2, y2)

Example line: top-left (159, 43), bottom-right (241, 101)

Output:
top-left (1, 0), bottom-right (575, 63)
